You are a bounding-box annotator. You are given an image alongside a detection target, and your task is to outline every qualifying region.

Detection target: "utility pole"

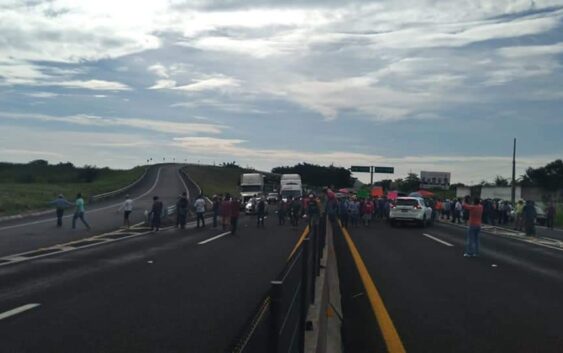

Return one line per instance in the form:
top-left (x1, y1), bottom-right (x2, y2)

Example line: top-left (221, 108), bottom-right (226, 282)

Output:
top-left (511, 138), bottom-right (516, 205)
top-left (370, 167), bottom-right (374, 186)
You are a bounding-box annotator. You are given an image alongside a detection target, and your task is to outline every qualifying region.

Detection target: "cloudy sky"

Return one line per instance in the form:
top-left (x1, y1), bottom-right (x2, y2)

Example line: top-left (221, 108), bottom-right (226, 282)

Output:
top-left (1, 0), bottom-right (562, 184)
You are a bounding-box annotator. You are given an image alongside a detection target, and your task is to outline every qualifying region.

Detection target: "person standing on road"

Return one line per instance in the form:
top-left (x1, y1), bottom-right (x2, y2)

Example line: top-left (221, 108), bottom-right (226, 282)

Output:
top-left (118, 194), bottom-right (134, 228)
top-left (452, 199), bottom-right (462, 224)
top-left (523, 200), bottom-right (537, 237)
top-left (212, 195), bottom-right (220, 228)
top-left (442, 199), bottom-right (451, 220)
top-left (514, 200), bottom-right (524, 231)
top-left (194, 194), bottom-right (206, 228)
top-left (256, 197), bottom-right (266, 228)
top-left (546, 201), bottom-right (556, 230)
top-left (348, 197), bottom-right (360, 227)
top-left (463, 197), bottom-right (483, 257)
top-left (49, 194), bottom-right (73, 227)
top-left (230, 197), bottom-right (240, 235)
top-left (362, 199), bottom-right (374, 226)
top-left (220, 194), bottom-right (232, 231)
top-left (277, 198), bottom-right (287, 225)
top-left (289, 197), bottom-right (301, 227)
top-left (72, 193), bottom-right (91, 230)
top-left (306, 194), bottom-right (321, 227)
top-left (150, 196), bottom-right (163, 232)
top-left (339, 196), bottom-right (350, 228)
top-left (324, 189), bottom-right (339, 224)
top-left (176, 192), bottom-right (189, 229)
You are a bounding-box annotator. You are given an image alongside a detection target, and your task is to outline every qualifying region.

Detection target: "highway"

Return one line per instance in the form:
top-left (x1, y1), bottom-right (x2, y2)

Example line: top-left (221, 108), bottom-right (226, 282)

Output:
top-left (0, 210), bottom-right (306, 352)
top-left (0, 164), bottom-right (187, 258)
top-left (334, 219), bottom-right (563, 353)
top-left (3, 168), bottom-right (563, 353)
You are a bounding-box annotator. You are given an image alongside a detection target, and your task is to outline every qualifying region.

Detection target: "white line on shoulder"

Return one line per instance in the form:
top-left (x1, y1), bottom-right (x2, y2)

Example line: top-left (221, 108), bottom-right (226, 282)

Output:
top-left (0, 303), bottom-right (41, 321)
top-left (198, 231), bottom-right (231, 245)
top-left (422, 233), bottom-right (454, 247)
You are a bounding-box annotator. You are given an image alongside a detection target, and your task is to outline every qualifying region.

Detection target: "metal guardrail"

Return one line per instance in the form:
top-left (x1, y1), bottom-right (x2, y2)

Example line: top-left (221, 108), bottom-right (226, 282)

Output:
top-left (230, 217), bottom-right (327, 353)
top-left (90, 167), bottom-right (149, 203)
top-left (179, 167), bottom-right (213, 207)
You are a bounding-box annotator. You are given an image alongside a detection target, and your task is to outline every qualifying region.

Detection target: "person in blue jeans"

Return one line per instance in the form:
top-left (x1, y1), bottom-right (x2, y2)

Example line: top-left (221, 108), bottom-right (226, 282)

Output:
top-left (72, 193), bottom-right (91, 230)
top-left (463, 197), bottom-right (483, 257)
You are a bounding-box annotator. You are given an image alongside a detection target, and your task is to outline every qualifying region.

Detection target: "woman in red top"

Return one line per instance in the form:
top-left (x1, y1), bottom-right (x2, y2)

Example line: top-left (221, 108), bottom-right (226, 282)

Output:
top-left (220, 195), bottom-right (232, 231)
top-left (463, 197), bottom-right (483, 257)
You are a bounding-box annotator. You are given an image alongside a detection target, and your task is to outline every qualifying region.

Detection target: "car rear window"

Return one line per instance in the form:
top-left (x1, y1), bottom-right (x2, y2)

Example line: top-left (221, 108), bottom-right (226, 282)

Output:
top-left (396, 199), bottom-right (418, 206)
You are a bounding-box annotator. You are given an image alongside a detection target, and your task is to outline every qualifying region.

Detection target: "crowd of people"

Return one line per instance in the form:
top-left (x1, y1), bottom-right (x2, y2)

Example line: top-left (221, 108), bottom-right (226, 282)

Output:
top-left (432, 197), bottom-right (557, 236)
top-left (47, 188), bottom-right (558, 244)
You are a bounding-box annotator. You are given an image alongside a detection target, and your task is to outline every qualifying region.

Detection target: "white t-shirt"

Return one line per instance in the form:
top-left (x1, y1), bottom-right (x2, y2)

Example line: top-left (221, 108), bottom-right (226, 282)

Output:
top-left (120, 199), bottom-right (134, 212)
top-left (194, 198), bottom-right (206, 213)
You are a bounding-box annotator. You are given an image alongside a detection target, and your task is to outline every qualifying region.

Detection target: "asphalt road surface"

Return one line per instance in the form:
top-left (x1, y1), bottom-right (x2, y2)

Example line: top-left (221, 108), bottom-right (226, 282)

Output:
top-left (334, 219), bottom-right (563, 353)
top-left (0, 210), bottom-right (307, 353)
top-left (0, 164), bottom-right (187, 258)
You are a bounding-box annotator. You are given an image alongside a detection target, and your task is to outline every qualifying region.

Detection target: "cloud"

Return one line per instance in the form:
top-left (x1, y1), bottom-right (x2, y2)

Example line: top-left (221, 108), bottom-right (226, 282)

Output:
top-left (149, 79), bottom-right (177, 90)
top-left (174, 76), bottom-right (240, 92)
top-left (0, 112), bottom-right (226, 135)
top-left (0, 148), bottom-right (63, 158)
top-left (498, 42), bottom-right (563, 58)
top-left (24, 92), bottom-right (60, 98)
top-left (48, 80), bottom-right (131, 91)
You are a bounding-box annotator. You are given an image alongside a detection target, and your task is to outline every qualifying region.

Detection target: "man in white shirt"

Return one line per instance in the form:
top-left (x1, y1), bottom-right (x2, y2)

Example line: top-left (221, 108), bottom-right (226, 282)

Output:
top-left (194, 194), bottom-right (206, 228)
top-left (119, 194), bottom-right (134, 228)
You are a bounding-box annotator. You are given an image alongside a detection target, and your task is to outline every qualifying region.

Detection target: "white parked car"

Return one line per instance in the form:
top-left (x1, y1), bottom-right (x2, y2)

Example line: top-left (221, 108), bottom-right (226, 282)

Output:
top-left (389, 197), bottom-right (433, 227)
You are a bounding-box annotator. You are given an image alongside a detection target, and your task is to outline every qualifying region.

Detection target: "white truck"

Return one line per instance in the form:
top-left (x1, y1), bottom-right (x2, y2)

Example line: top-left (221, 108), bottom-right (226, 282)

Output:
top-left (280, 174), bottom-right (303, 201)
top-left (240, 173), bottom-right (265, 204)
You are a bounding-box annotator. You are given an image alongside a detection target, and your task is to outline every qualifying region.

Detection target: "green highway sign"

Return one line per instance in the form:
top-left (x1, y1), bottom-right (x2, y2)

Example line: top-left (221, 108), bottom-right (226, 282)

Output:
top-left (372, 166), bottom-right (394, 174)
top-left (351, 166), bottom-right (371, 173)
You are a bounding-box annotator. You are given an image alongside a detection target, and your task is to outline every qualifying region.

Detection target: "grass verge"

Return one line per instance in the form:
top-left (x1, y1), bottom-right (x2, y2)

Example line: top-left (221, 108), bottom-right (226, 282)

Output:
top-left (182, 165), bottom-right (245, 198)
top-left (0, 166), bottom-right (145, 216)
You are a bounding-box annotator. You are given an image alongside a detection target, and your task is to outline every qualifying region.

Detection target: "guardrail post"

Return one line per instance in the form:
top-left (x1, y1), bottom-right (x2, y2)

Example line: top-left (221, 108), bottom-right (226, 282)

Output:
top-left (270, 281), bottom-right (282, 353)
top-left (300, 237), bottom-right (311, 353)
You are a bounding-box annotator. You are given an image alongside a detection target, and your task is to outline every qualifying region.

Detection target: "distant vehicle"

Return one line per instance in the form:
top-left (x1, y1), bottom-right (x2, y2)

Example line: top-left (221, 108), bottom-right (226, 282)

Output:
top-left (280, 174), bottom-right (302, 201)
top-left (240, 173), bottom-right (264, 204)
top-left (245, 197), bottom-right (269, 215)
top-left (389, 197), bottom-right (433, 227)
top-left (535, 202), bottom-right (547, 226)
top-left (266, 192), bottom-right (279, 204)
top-left (245, 198), bottom-right (257, 215)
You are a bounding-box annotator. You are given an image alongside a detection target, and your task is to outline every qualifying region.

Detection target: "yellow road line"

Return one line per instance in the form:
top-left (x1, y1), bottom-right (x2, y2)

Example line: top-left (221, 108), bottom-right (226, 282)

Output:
top-left (288, 224), bottom-right (310, 260)
top-left (339, 223), bottom-right (407, 353)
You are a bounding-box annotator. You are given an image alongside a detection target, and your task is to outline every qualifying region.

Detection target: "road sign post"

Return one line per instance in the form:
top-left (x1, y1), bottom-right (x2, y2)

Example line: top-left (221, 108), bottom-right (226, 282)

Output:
top-left (351, 166), bottom-right (394, 186)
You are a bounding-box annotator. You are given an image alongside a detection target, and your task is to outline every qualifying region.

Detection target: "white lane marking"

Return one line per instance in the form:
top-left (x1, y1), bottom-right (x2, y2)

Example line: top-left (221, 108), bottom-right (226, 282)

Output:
top-left (198, 231), bottom-right (231, 245)
top-left (0, 303), bottom-right (40, 320)
top-left (0, 168), bottom-right (163, 232)
top-left (422, 233), bottom-right (454, 247)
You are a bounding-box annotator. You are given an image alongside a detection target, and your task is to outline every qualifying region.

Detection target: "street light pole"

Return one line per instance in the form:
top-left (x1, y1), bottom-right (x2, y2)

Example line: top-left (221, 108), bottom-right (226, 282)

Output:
top-left (511, 138), bottom-right (516, 205)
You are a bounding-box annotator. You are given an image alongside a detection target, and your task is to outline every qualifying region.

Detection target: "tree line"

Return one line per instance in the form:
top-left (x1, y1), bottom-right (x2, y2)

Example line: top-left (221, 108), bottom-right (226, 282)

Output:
top-left (271, 163), bottom-right (354, 188)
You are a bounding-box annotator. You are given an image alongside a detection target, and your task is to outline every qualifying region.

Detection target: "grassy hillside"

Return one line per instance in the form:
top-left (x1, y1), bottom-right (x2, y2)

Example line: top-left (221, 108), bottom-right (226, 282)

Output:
top-left (183, 164), bottom-right (282, 198)
top-left (183, 165), bottom-right (247, 198)
top-left (0, 161), bottom-right (146, 216)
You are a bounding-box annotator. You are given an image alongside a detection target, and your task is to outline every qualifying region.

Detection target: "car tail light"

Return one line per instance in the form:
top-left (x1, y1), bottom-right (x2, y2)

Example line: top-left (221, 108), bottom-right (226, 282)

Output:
top-left (413, 205), bottom-right (422, 209)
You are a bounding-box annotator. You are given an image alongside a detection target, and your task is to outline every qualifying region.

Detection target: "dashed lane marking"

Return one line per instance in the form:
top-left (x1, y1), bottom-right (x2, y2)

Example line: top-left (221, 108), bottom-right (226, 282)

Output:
top-left (422, 233), bottom-right (454, 247)
top-left (0, 304), bottom-right (40, 321)
top-left (198, 231), bottom-right (232, 245)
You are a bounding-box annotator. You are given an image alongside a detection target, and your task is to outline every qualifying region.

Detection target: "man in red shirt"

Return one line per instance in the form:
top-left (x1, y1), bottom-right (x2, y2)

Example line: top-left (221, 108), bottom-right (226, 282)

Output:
top-left (463, 197), bottom-right (483, 257)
